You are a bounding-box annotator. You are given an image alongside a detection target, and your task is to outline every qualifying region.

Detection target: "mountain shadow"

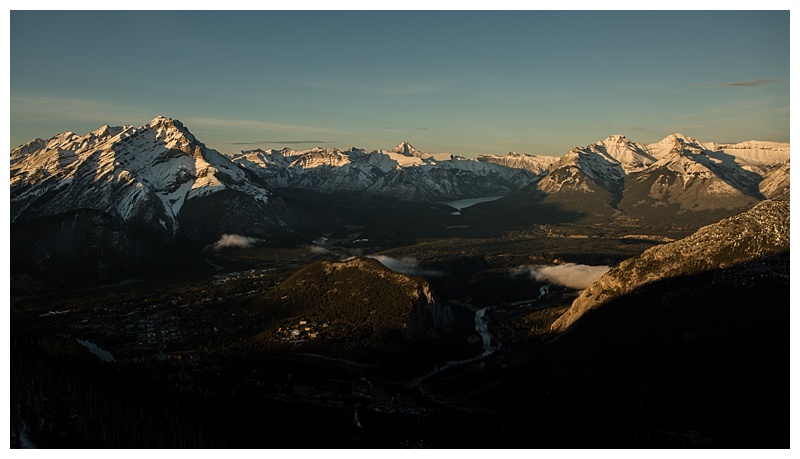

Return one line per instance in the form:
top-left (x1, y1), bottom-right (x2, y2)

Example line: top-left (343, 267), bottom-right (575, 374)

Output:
top-left (461, 186), bottom-right (590, 227)
top-left (10, 209), bottom-right (164, 292)
top-left (487, 252), bottom-right (789, 448)
top-left (690, 149), bottom-right (767, 199)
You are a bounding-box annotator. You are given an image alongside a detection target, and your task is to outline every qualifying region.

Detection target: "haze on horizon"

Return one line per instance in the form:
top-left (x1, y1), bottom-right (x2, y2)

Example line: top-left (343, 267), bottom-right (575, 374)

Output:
top-left (9, 10), bottom-right (789, 158)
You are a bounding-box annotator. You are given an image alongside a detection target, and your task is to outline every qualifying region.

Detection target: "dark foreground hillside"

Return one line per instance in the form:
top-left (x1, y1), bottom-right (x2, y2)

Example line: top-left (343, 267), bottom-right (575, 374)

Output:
top-left (12, 252), bottom-right (788, 447)
top-left (446, 253), bottom-right (789, 447)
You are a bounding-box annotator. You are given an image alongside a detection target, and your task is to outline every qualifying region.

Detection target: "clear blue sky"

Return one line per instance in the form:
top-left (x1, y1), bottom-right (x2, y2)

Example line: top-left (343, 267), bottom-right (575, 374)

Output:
top-left (9, 10), bottom-right (790, 158)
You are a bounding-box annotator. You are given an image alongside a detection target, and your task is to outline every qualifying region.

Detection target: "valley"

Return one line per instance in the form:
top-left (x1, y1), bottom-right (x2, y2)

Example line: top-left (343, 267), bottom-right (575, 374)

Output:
top-left (11, 216), bottom-right (669, 447)
top-left (13, 208), bottom-right (788, 447)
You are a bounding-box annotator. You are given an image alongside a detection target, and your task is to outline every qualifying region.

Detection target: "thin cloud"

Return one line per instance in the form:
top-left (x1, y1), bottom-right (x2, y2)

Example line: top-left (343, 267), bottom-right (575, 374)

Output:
top-left (384, 127), bottom-right (428, 131)
top-left (723, 79), bottom-right (779, 87)
top-left (10, 95), bottom-right (153, 127)
top-left (616, 124), bottom-right (657, 134)
top-left (303, 81), bottom-right (443, 96)
top-left (693, 79), bottom-right (784, 89)
top-left (231, 140), bottom-right (329, 145)
top-left (185, 116), bottom-right (350, 138)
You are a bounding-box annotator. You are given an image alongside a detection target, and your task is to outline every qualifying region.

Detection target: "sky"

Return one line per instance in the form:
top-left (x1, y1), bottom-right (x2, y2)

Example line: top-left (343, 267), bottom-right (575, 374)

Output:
top-left (7, 8), bottom-right (791, 158)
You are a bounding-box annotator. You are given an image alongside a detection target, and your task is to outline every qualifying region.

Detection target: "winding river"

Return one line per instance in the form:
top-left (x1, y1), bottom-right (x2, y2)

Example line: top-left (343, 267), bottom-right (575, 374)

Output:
top-left (407, 306), bottom-right (498, 386)
top-left (408, 284), bottom-right (552, 386)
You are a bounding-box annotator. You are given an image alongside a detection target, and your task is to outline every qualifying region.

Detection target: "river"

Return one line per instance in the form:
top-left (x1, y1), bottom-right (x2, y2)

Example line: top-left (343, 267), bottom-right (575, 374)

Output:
top-left (408, 284), bottom-right (552, 386)
top-left (407, 306), bottom-right (498, 386)
top-left (76, 338), bottom-right (116, 362)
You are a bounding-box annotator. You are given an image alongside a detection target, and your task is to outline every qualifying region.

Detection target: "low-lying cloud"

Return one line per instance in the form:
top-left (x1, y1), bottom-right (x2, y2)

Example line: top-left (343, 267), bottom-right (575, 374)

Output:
top-left (213, 234), bottom-right (258, 250)
top-left (366, 255), bottom-right (444, 278)
top-left (514, 263), bottom-right (611, 290)
top-left (307, 244), bottom-right (331, 255)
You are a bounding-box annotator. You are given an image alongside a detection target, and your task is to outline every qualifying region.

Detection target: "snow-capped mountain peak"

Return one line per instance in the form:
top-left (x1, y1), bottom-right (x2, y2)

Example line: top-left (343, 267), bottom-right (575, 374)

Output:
top-left (392, 141), bottom-right (419, 155)
top-left (646, 133), bottom-right (707, 157)
top-left (10, 116), bottom-right (274, 238)
top-left (592, 134), bottom-right (656, 171)
top-left (599, 134), bottom-right (628, 144)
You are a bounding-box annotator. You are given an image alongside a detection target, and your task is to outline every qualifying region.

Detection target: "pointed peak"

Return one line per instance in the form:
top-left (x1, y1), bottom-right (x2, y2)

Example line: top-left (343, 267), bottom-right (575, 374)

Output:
top-left (600, 134), bottom-right (628, 144)
top-left (149, 115), bottom-right (171, 125)
top-left (90, 124), bottom-right (127, 139)
top-left (146, 115), bottom-right (188, 132)
top-left (50, 131), bottom-right (78, 143)
top-left (142, 116), bottom-right (200, 147)
top-left (392, 141), bottom-right (421, 155)
top-left (659, 133), bottom-right (700, 145)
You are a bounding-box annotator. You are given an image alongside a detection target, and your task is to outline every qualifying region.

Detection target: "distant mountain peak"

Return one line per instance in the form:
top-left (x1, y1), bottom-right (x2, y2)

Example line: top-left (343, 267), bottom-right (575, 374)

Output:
top-left (148, 115), bottom-right (172, 125)
top-left (392, 141), bottom-right (421, 155)
top-left (660, 132), bottom-right (703, 147)
top-left (600, 134), bottom-right (628, 143)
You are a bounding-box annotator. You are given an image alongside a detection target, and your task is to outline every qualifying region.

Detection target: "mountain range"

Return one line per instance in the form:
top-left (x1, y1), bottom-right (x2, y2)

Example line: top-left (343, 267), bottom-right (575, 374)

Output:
top-left (516, 132), bottom-right (789, 225)
top-left (10, 116), bottom-right (790, 251)
top-left (230, 142), bottom-right (557, 201)
top-left (12, 115), bottom-right (789, 222)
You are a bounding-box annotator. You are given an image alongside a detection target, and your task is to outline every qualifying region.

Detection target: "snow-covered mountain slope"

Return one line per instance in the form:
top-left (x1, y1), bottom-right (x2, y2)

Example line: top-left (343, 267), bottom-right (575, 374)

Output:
top-left (551, 199), bottom-right (790, 332)
top-left (231, 142), bottom-right (555, 201)
top-left (643, 133), bottom-right (707, 157)
top-left (535, 135), bottom-right (656, 197)
top-left (621, 135), bottom-right (789, 216)
top-left (10, 116), bottom-right (276, 239)
top-left (533, 133), bottom-right (789, 215)
top-left (476, 152), bottom-right (559, 174)
top-left (758, 162), bottom-right (791, 200)
top-left (704, 140), bottom-right (790, 166)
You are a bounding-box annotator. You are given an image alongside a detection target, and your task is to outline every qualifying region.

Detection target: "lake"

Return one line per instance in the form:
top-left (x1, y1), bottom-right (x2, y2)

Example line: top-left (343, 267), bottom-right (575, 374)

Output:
top-left (438, 195), bottom-right (503, 215)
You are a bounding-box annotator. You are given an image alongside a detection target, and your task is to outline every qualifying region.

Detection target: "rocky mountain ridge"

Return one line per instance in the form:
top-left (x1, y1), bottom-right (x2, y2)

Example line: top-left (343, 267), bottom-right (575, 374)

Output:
top-left (550, 199), bottom-right (790, 332)
top-left (537, 133), bottom-right (789, 199)
top-left (231, 142), bottom-right (558, 201)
